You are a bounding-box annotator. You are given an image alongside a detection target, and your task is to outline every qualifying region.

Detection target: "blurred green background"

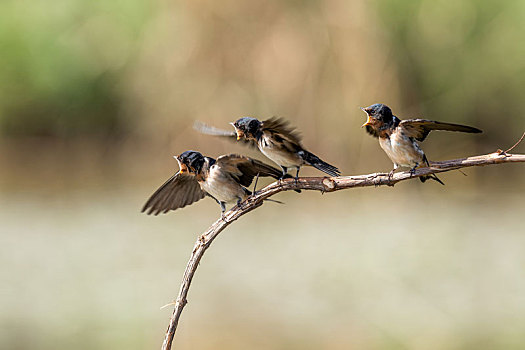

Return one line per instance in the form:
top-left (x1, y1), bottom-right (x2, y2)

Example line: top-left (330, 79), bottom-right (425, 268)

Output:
top-left (1, 0), bottom-right (524, 349)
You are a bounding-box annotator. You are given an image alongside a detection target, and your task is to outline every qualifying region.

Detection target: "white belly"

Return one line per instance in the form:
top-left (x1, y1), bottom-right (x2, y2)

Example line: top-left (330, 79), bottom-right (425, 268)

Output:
top-left (199, 166), bottom-right (246, 203)
top-left (259, 136), bottom-right (302, 168)
top-left (379, 133), bottom-right (424, 168)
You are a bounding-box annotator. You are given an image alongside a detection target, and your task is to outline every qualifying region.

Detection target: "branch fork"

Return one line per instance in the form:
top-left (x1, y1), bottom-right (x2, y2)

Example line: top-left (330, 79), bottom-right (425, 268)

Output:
top-left (161, 145), bottom-right (525, 350)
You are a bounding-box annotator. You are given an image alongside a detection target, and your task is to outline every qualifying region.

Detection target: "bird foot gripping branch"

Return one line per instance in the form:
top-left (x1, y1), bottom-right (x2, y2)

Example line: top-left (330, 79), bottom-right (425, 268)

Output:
top-left (153, 109), bottom-right (523, 350)
top-left (161, 149), bottom-right (525, 350)
top-left (142, 152), bottom-right (286, 217)
top-left (361, 103), bottom-right (482, 186)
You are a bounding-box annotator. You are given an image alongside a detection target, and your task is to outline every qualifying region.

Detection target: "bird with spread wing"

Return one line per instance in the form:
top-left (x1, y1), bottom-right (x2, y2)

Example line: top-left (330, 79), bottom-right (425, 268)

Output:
top-left (361, 103), bottom-right (482, 184)
top-left (142, 151), bottom-right (286, 216)
top-left (194, 117), bottom-right (340, 180)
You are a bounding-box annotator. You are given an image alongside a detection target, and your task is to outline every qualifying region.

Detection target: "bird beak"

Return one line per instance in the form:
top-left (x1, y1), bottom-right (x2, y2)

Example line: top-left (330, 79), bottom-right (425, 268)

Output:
top-left (178, 163), bottom-right (189, 174)
top-left (229, 122), bottom-right (244, 140)
top-left (361, 115), bottom-right (373, 128)
top-left (235, 129), bottom-right (244, 141)
top-left (360, 107), bottom-right (373, 127)
top-left (360, 106), bottom-right (372, 114)
top-left (174, 156), bottom-right (189, 174)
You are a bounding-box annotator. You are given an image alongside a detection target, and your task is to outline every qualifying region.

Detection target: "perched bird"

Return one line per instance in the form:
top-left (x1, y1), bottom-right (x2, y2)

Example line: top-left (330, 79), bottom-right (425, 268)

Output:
top-left (194, 117), bottom-right (340, 179)
top-left (361, 103), bottom-right (482, 184)
top-left (142, 150), bottom-right (286, 216)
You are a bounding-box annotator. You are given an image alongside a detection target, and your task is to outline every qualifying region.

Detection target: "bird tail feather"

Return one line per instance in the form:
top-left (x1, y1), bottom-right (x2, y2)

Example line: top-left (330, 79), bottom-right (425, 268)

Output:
top-left (300, 151), bottom-right (340, 177)
top-left (419, 174), bottom-right (445, 185)
top-left (420, 155), bottom-right (445, 185)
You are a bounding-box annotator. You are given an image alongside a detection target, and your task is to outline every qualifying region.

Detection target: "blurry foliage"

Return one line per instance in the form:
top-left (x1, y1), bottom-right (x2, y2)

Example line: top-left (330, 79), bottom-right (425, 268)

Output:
top-left (0, 0), bottom-right (523, 146)
top-left (375, 0), bottom-right (525, 133)
top-left (0, 0), bottom-right (152, 137)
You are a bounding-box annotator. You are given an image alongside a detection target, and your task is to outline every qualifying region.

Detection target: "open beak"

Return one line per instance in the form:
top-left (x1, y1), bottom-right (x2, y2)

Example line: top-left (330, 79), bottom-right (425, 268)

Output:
top-left (174, 156), bottom-right (189, 174)
top-left (229, 122), bottom-right (244, 141)
top-left (361, 115), bottom-right (373, 128)
top-left (235, 130), bottom-right (244, 141)
top-left (360, 107), bottom-right (373, 127)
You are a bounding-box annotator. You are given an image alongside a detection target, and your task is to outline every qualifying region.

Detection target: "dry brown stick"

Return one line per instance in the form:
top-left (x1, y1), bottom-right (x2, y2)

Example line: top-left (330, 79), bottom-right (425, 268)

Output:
top-left (161, 151), bottom-right (525, 350)
top-left (503, 131), bottom-right (525, 154)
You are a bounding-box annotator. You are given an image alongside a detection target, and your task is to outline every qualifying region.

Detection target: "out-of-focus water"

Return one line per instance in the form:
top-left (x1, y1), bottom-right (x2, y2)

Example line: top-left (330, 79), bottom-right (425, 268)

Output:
top-left (1, 180), bottom-right (524, 349)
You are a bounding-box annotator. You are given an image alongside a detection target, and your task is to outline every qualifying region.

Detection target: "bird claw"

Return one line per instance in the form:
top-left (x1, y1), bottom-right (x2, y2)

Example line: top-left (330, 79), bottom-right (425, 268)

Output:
top-left (385, 169), bottom-right (397, 186)
top-left (388, 170), bottom-right (395, 181)
top-left (236, 199), bottom-right (244, 209)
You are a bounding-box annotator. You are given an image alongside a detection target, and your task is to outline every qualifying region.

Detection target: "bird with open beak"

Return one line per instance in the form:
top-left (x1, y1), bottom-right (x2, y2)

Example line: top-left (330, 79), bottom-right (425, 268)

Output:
top-left (142, 150), bottom-right (286, 216)
top-left (194, 117), bottom-right (340, 180)
top-left (361, 103), bottom-right (482, 184)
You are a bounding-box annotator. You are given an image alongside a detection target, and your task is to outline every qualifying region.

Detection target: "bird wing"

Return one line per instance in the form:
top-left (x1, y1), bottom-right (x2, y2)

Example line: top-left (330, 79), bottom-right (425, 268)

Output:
top-left (399, 119), bottom-right (482, 142)
top-left (261, 117), bottom-right (303, 146)
top-left (193, 121), bottom-right (258, 149)
top-left (216, 154), bottom-right (283, 187)
top-left (142, 172), bottom-right (207, 215)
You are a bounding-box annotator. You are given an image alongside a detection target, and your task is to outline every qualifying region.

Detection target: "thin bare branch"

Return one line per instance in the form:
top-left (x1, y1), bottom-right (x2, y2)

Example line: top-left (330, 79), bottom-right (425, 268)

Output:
top-left (503, 132), bottom-right (525, 154)
top-left (161, 151), bottom-right (525, 350)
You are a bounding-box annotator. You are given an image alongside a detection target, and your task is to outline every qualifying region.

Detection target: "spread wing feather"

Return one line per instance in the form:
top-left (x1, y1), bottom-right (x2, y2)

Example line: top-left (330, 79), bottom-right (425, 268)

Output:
top-left (142, 173), bottom-right (206, 215)
top-left (261, 117), bottom-right (302, 146)
top-left (193, 121), bottom-right (258, 149)
top-left (216, 154), bottom-right (283, 187)
top-left (400, 119), bottom-right (482, 142)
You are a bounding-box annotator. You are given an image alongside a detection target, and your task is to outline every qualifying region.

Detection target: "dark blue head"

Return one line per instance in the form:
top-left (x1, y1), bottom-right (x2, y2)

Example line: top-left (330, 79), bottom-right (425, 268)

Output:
top-left (361, 103), bottom-right (395, 137)
top-left (231, 117), bottom-right (262, 140)
top-left (175, 150), bottom-right (205, 174)
top-left (361, 104), bottom-right (393, 123)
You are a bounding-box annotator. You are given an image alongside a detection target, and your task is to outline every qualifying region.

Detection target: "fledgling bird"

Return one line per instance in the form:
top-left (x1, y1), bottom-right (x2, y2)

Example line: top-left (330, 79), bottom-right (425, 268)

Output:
top-left (142, 150), bottom-right (286, 216)
top-left (361, 103), bottom-right (482, 184)
top-left (194, 117), bottom-right (340, 179)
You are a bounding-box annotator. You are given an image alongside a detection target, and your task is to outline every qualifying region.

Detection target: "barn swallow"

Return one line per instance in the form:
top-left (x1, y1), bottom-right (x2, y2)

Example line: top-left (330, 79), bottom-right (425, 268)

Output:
top-left (361, 103), bottom-right (482, 184)
top-left (142, 150), bottom-right (286, 216)
top-left (194, 117), bottom-right (340, 179)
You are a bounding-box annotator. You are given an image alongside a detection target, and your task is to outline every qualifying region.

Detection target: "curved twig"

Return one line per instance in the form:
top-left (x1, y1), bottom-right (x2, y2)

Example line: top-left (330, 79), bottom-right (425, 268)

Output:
top-left (161, 151), bottom-right (525, 350)
top-left (503, 131), bottom-right (525, 154)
